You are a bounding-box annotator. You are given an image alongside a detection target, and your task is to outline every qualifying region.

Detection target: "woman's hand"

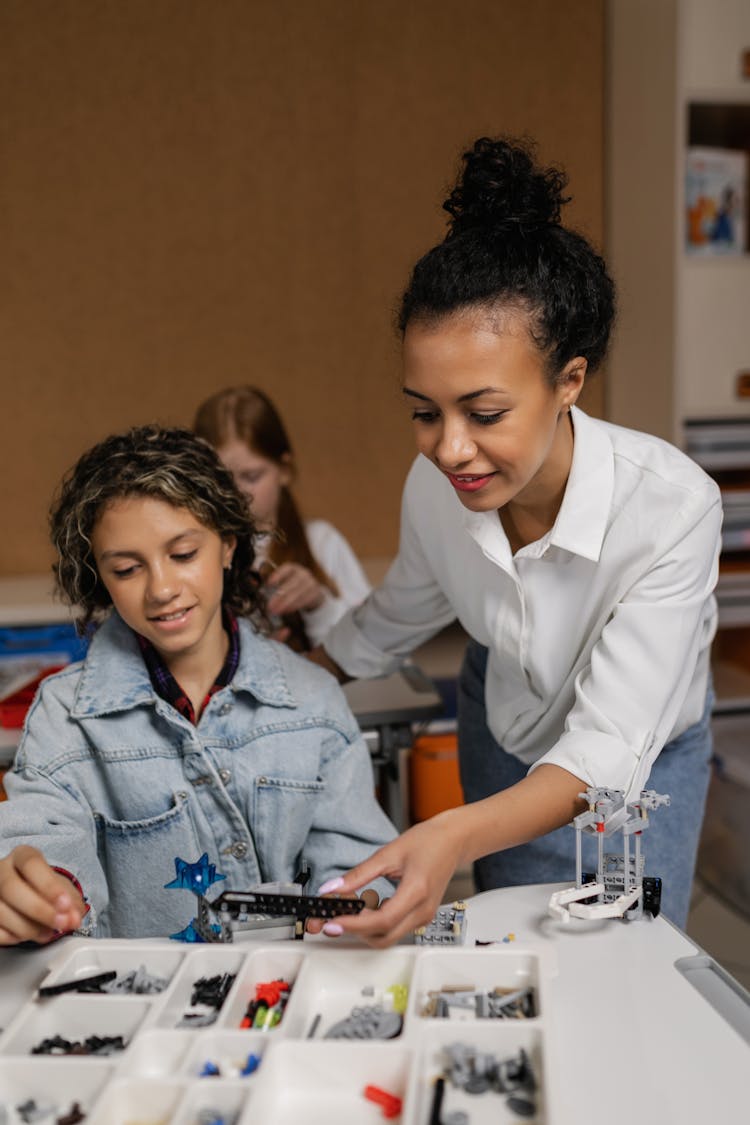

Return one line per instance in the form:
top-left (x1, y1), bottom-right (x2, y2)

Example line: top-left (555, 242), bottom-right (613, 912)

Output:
top-left (0, 846), bottom-right (86, 945)
top-left (265, 563), bottom-right (326, 616)
top-left (313, 810), bottom-right (468, 947)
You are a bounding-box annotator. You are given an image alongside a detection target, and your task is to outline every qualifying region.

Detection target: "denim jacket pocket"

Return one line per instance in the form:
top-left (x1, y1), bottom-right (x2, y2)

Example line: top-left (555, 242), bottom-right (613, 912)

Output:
top-left (94, 791), bottom-right (201, 938)
top-left (252, 775), bottom-right (325, 877)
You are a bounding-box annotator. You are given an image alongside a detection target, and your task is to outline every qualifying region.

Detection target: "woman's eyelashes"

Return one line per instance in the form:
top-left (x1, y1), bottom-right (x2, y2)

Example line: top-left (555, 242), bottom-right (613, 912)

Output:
top-left (410, 409), bottom-right (507, 426)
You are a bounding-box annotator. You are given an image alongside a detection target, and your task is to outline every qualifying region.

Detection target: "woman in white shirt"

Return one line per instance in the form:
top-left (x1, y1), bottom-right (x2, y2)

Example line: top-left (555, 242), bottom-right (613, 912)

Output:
top-left (194, 385), bottom-right (370, 650)
top-left (312, 136), bottom-right (721, 940)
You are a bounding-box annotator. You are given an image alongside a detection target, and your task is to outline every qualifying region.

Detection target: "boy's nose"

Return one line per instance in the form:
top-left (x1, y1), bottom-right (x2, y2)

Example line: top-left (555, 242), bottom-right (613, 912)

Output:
top-left (145, 566), bottom-right (179, 604)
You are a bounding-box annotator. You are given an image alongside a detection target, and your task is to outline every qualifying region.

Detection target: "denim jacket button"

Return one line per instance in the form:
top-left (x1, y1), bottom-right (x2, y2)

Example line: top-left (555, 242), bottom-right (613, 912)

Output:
top-left (176, 791), bottom-right (188, 801)
top-left (230, 841), bottom-right (248, 858)
top-left (257, 776), bottom-right (268, 785)
top-left (218, 769), bottom-right (231, 784)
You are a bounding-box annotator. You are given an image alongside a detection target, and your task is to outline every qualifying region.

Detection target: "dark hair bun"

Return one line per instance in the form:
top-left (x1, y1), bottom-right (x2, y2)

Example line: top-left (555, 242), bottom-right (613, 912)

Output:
top-left (443, 136), bottom-right (570, 234)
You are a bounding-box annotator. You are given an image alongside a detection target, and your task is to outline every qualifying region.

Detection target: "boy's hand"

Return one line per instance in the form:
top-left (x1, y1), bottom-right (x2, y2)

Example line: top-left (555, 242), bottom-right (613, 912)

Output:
top-left (0, 846), bottom-right (86, 945)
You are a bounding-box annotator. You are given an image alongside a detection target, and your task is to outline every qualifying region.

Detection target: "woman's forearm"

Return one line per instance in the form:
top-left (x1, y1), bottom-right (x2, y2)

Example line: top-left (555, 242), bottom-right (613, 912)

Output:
top-left (443, 764), bottom-right (589, 867)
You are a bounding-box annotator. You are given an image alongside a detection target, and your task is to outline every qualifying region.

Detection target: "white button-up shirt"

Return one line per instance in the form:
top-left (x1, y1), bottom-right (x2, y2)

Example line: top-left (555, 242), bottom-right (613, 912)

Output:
top-left (324, 407), bottom-right (722, 799)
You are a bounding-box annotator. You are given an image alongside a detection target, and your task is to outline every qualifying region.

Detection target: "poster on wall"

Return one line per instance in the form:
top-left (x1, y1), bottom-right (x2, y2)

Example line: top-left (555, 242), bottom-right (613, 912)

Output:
top-left (685, 146), bottom-right (747, 255)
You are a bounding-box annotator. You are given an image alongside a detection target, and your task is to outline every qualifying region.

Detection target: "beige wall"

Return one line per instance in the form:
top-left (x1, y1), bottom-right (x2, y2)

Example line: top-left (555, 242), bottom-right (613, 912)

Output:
top-left (605, 0), bottom-right (678, 440)
top-left (0, 0), bottom-right (605, 575)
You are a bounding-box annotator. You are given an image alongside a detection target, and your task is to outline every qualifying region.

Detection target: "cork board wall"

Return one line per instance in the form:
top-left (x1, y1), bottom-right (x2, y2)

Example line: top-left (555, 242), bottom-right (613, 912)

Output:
top-left (0, 0), bottom-right (605, 574)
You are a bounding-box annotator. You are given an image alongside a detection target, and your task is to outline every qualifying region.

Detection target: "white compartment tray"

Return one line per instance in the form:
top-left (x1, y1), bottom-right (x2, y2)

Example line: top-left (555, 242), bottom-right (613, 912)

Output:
top-left (0, 937), bottom-right (556, 1124)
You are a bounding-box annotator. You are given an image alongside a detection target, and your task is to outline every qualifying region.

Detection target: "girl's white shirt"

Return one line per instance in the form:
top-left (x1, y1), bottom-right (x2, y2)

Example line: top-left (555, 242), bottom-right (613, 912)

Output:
top-left (323, 406), bottom-right (723, 801)
top-left (254, 519), bottom-right (371, 647)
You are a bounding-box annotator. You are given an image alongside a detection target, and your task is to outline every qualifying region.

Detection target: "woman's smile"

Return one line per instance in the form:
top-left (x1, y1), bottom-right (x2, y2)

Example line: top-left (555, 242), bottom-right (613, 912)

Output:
top-left (444, 471), bottom-right (498, 492)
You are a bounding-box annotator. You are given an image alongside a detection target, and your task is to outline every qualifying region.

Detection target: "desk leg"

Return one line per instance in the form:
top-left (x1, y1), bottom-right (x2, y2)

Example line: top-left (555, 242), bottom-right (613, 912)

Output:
top-left (373, 723), bottom-right (413, 833)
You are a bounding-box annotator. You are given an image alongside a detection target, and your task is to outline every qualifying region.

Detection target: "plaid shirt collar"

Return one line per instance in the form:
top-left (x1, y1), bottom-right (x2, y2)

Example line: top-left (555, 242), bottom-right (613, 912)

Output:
top-left (136, 609), bottom-right (240, 725)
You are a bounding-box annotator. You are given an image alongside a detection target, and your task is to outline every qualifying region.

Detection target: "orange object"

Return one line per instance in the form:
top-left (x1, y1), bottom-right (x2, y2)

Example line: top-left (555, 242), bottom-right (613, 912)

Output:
top-left (409, 732), bottom-right (463, 822)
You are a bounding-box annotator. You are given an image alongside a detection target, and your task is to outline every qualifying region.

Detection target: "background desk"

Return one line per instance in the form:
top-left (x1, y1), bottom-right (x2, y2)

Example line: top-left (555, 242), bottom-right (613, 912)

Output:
top-left (344, 665), bottom-right (444, 830)
top-left (0, 883), bottom-right (747, 1123)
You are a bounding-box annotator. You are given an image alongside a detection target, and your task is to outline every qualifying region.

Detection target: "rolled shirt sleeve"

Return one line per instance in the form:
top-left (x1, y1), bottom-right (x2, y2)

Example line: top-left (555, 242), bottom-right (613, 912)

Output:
top-left (535, 484), bottom-right (721, 799)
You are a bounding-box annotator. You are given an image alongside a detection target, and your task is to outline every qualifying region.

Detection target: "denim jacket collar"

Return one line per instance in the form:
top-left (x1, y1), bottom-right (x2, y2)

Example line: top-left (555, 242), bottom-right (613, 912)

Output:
top-left (70, 612), bottom-right (295, 719)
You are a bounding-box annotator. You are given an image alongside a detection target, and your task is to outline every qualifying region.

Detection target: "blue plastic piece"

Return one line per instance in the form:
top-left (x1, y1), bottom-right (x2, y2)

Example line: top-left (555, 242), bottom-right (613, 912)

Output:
top-left (164, 854), bottom-right (226, 895)
top-left (240, 1052), bottom-right (261, 1076)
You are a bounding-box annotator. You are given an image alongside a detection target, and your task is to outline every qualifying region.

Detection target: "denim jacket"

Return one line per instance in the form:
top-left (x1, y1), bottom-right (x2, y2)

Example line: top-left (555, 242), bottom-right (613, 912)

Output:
top-left (0, 613), bottom-right (396, 938)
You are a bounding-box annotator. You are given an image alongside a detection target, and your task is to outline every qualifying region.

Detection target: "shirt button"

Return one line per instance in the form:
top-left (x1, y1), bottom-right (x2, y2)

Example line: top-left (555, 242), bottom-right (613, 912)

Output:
top-left (230, 841), bottom-right (248, 858)
top-left (176, 791), bottom-right (188, 801)
top-left (219, 703), bottom-right (232, 715)
top-left (218, 769), bottom-right (231, 784)
top-left (257, 776), bottom-right (268, 785)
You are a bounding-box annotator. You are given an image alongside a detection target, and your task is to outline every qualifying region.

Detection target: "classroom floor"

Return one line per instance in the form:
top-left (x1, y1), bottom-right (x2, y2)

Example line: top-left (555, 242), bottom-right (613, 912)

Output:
top-left (417, 622), bottom-right (750, 996)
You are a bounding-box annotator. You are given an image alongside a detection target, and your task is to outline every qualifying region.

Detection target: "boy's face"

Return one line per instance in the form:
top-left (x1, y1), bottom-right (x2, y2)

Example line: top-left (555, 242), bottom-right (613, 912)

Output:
top-left (91, 497), bottom-right (235, 671)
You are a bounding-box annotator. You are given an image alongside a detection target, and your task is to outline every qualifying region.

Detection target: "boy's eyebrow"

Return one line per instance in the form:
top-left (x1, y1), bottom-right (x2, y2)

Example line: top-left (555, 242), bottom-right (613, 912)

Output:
top-left (97, 529), bottom-right (204, 561)
top-left (402, 386), bottom-right (506, 403)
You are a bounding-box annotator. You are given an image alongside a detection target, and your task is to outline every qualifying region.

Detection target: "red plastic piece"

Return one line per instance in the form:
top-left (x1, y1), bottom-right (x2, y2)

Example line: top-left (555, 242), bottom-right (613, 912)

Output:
top-left (0, 666), bottom-right (65, 728)
top-left (363, 1084), bottom-right (402, 1119)
top-left (255, 979), bottom-right (290, 1007)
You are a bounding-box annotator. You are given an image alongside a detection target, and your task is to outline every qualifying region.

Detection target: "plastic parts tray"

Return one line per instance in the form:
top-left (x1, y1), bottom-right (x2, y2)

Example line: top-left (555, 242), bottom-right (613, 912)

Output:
top-left (0, 937), bottom-right (554, 1124)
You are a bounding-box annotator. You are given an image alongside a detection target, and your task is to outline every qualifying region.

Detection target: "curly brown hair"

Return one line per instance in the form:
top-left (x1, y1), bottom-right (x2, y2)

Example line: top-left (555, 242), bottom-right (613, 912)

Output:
top-left (50, 424), bottom-right (267, 633)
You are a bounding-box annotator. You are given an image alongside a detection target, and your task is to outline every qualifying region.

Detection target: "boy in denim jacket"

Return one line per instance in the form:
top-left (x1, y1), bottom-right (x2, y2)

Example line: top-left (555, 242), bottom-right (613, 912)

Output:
top-left (0, 426), bottom-right (395, 941)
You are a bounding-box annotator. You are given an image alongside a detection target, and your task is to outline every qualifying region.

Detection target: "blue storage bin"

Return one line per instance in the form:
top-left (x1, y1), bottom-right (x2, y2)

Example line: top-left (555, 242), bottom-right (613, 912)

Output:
top-left (0, 623), bottom-right (88, 662)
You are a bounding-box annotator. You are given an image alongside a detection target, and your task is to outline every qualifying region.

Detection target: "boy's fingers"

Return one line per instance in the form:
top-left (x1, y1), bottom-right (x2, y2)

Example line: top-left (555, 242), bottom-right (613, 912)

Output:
top-left (0, 848), bottom-right (85, 937)
top-left (10, 846), bottom-right (65, 898)
top-left (0, 875), bottom-right (60, 932)
top-left (0, 896), bottom-right (58, 945)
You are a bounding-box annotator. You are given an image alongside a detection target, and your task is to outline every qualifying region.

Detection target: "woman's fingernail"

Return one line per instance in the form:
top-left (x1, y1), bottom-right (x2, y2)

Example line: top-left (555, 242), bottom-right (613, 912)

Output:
top-left (317, 877), bottom-right (345, 896)
top-left (322, 922), bottom-right (344, 936)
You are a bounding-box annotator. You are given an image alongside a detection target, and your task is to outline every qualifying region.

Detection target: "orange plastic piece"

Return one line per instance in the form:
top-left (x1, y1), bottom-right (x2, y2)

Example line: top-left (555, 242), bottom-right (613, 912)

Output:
top-left (409, 732), bottom-right (463, 822)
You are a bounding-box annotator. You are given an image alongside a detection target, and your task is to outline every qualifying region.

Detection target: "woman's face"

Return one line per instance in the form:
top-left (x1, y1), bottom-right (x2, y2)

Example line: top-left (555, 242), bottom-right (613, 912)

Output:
top-left (401, 311), bottom-right (585, 515)
top-left (216, 440), bottom-right (290, 530)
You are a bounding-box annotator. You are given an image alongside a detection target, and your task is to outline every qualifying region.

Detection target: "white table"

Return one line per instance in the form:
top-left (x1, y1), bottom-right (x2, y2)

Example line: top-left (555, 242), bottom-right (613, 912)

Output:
top-left (0, 883), bottom-right (747, 1123)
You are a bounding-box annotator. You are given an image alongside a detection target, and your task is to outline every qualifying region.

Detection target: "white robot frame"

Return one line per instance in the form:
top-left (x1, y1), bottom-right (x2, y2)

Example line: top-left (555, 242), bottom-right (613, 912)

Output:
top-left (548, 787), bottom-right (670, 923)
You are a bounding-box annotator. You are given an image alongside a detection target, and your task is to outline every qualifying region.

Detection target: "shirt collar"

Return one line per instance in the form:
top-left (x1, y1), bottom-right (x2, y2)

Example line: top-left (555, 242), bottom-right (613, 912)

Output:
top-left (136, 609), bottom-right (241, 725)
top-left (547, 406), bottom-right (614, 562)
top-left (71, 611), bottom-right (294, 718)
top-left (458, 406), bottom-right (614, 567)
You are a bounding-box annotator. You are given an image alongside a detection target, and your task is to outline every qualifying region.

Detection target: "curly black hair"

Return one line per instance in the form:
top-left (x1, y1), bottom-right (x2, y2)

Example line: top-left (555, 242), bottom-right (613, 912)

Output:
top-left (398, 136), bottom-right (616, 381)
top-left (49, 424), bottom-right (267, 633)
